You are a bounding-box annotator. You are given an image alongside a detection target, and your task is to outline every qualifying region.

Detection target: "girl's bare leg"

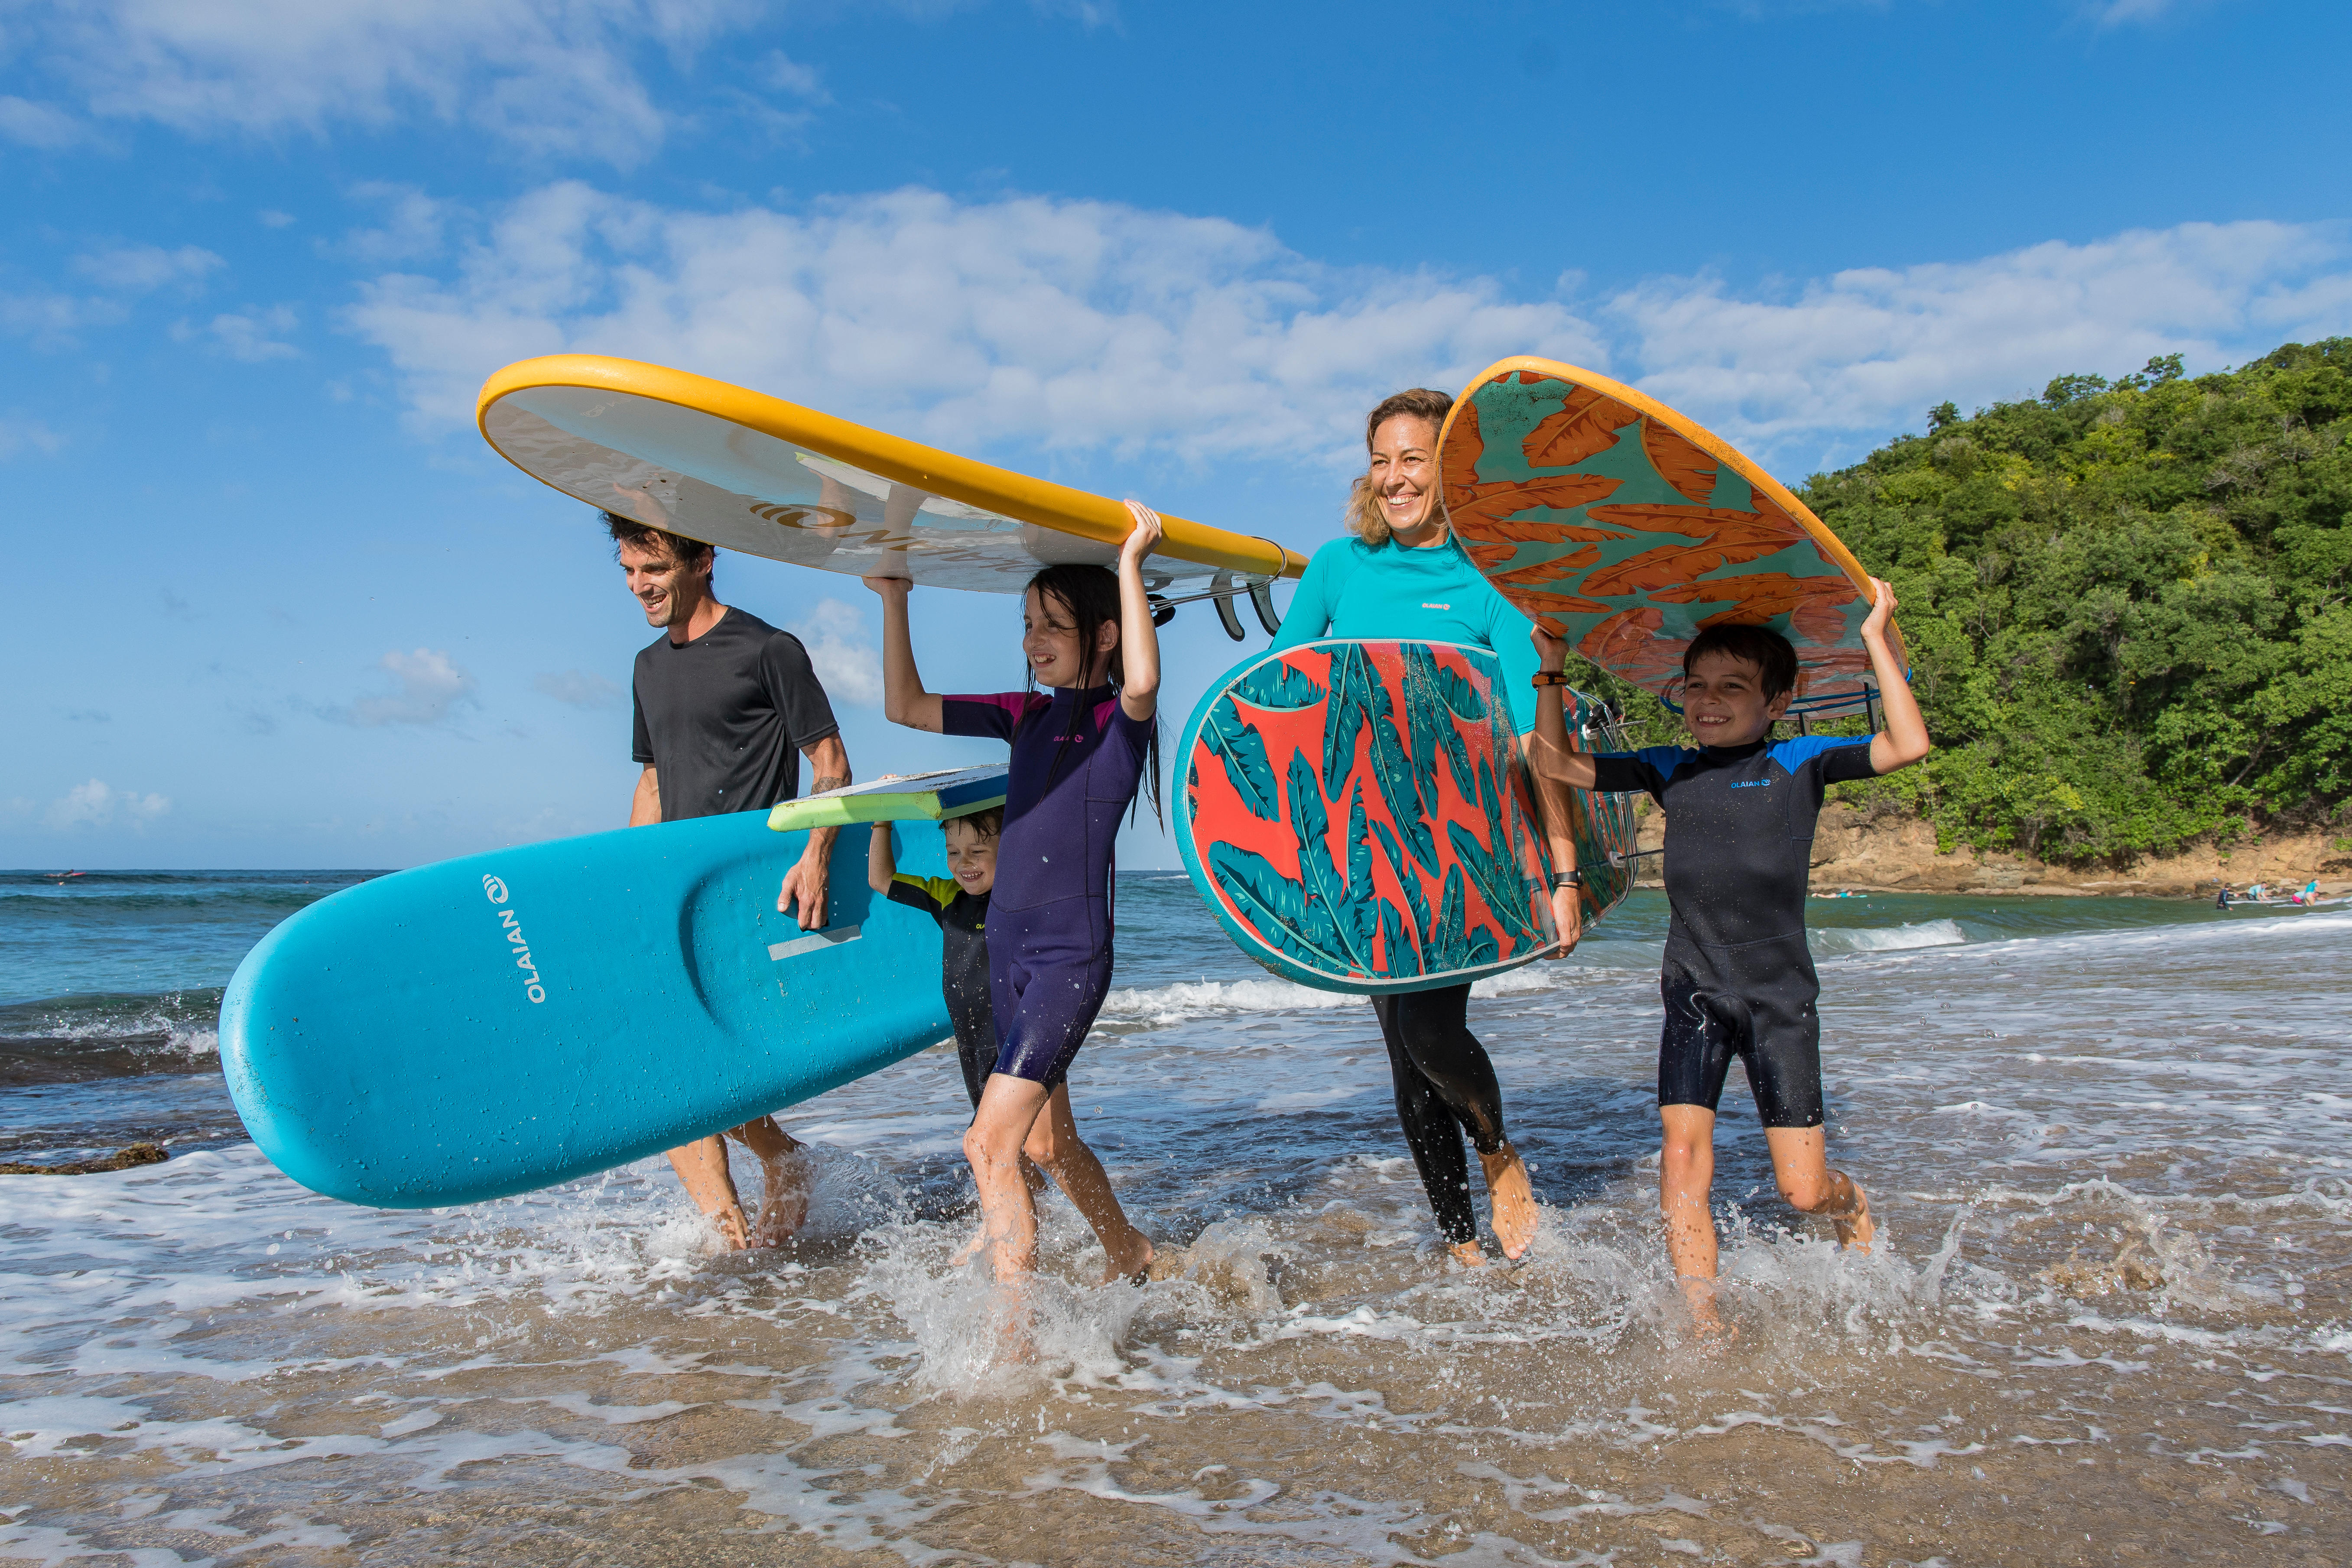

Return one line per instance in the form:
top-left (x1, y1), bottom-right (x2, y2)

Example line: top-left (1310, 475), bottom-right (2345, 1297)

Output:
top-left (965, 1074), bottom-right (1055, 1282)
top-left (1022, 1083), bottom-right (1154, 1283)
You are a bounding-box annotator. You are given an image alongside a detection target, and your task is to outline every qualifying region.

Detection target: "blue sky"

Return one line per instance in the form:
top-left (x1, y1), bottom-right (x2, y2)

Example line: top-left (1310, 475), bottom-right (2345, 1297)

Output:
top-left (4, 0), bottom-right (2346, 870)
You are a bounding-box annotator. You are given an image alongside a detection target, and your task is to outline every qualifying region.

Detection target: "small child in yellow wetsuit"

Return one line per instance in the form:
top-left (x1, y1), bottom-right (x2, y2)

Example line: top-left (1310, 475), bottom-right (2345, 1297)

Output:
top-left (867, 811), bottom-right (1004, 1110)
top-left (1528, 581), bottom-right (1931, 1338)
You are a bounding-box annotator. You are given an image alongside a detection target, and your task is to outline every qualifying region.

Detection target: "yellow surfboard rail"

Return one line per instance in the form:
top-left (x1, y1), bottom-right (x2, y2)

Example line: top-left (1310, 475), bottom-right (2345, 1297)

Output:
top-left (476, 354), bottom-right (1309, 584)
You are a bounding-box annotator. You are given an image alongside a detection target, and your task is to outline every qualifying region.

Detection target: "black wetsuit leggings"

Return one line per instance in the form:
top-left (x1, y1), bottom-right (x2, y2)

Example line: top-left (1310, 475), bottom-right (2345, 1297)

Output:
top-left (1371, 984), bottom-right (1509, 1246)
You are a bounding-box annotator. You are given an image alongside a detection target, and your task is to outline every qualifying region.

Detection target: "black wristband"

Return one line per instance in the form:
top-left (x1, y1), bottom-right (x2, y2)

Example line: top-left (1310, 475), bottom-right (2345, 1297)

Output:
top-left (1550, 870), bottom-right (1582, 890)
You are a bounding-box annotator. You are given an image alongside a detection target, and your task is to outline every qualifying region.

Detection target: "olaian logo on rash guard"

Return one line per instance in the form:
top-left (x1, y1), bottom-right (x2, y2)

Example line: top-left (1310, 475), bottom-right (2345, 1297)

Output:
top-left (481, 873), bottom-right (547, 1003)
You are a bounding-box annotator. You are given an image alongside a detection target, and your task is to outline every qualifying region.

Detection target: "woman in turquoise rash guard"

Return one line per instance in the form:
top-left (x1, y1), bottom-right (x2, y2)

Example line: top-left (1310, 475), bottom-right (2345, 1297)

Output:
top-left (1272, 386), bottom-right (1580, 1268)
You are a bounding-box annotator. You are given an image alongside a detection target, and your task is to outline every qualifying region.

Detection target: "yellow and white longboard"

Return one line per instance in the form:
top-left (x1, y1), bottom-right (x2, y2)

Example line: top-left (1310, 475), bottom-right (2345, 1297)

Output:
top-left (477, 356), bottom-right (1306, 635)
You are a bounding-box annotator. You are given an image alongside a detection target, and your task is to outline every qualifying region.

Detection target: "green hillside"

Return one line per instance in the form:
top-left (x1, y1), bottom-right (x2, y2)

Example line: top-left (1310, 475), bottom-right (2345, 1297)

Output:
top-left (1585, 339), bottom-right (2352, 865)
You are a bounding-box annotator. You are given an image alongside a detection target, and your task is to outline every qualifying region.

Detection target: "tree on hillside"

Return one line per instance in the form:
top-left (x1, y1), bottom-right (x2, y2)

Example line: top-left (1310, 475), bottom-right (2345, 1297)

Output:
top-left (1801, 339), bottom-right (2351, 863)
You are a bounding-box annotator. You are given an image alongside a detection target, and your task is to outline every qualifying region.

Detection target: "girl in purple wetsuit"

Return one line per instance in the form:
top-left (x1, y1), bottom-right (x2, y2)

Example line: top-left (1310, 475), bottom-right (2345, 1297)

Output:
top-left (865, 504), bottom-right (1163, 1290)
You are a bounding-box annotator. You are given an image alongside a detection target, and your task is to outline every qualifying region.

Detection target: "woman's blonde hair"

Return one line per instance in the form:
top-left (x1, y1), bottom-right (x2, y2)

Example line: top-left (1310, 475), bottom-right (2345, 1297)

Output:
top-left (1345, 387), bottom-right (1456, 547)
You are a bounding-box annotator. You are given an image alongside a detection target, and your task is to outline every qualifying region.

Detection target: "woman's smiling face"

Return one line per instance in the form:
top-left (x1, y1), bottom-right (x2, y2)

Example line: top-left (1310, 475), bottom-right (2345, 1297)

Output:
top-left (1367, 414), bottom-right (1445, 546)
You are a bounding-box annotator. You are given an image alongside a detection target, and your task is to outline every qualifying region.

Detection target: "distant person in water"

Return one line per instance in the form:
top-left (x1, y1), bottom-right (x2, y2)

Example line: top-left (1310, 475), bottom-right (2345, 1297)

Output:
top-left (864, 505), bottom-right (1163, 1293)
top-left (1527, 590), bottom-right (1930, 1339)
top-left (609, 512), bottom-right (851, 1251)
top-left (1269, 388), bottom-right (1571, 1271)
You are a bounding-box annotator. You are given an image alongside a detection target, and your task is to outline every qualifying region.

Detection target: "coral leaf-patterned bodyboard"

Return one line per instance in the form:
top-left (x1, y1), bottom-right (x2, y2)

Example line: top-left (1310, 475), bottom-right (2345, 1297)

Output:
top-left (1175, 639), bottom-right (1637, 995)
top-left (1440, 357), bottom-right (1907, 717)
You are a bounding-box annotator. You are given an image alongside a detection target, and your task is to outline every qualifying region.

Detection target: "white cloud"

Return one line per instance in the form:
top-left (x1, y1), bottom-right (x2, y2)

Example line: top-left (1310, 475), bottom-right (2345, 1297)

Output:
top-left (178, 305), bottom-right (300, 361)
top-left (3, 0), bottom-right (763, 165)
top-left (344, 648), bottom-right (480, 726)
top-left (73, 243), bottom-right (225, 292)
top-left (348, 183), bottom-right (1604, 461)
top-left (332, 183), bottom-right (450, 263)
top-left (47, 779), bottom-right (172, 830)
top-left (533, 668), bottom-right (624, 709)
top-left (0, 419), bottom-right (65, 459)
top-left (0, 94), bottom-right (85, 148)
top-left (259, 209), bottom-right (297, 228)
top-left (754, 49), bottom-right (826, 100)
top-left (790, 598), bottom-right (883, 708)
top-left (346, 184), bottom-right (2352, 475)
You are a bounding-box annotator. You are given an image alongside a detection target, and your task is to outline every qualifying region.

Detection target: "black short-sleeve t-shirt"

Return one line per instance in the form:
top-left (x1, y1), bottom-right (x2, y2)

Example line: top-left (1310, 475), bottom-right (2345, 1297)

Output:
top-left (630, 608), bottom-right (840, 821)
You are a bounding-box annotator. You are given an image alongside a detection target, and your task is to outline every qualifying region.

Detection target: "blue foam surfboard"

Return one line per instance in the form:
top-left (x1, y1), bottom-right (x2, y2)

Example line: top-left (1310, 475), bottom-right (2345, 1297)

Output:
top-left (219, 813), bottom-right (951, 1208)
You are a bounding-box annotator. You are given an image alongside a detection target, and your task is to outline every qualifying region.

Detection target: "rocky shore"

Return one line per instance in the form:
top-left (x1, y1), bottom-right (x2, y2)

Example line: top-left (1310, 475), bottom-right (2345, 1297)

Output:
top-left (1626, 801), bottom-right (2352, 899)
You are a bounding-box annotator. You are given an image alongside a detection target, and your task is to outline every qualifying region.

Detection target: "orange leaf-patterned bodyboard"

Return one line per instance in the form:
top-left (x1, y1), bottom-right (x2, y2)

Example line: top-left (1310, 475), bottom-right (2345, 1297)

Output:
top-left (1438, 359), bottom-right (1904, 716)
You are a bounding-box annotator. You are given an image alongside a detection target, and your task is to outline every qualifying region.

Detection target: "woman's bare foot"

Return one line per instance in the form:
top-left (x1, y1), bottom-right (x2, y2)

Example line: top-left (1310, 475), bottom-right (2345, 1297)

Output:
top-left (1832, 1180), bottom-right (1874, 1253)
top-left (1480, 1145), bottom-right (1539, 1260)
top-left (1449, 1239), bottom-right (1488, 1269)
top-left (1101, 1230), bottom-right (1154, 1286)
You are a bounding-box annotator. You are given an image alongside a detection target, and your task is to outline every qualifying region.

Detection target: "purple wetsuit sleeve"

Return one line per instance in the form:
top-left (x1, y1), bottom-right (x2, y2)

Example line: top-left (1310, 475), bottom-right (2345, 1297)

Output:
top-left (940, 692), bottom-right (1034, 741)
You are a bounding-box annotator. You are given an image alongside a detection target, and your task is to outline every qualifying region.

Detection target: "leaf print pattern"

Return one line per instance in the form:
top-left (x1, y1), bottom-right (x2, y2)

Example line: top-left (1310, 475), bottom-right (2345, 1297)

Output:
top-left (1438, 359), bottom-right (1907, 713)
top-left (1177, 639), bottom-right (1637, 993)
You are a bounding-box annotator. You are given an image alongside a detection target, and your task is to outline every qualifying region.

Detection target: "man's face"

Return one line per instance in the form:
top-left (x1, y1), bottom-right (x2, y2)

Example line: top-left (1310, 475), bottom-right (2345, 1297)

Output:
top-left (617, 538), bottom-right (706, 628)
top-left (1680, 651), bottom-right (1791, 748)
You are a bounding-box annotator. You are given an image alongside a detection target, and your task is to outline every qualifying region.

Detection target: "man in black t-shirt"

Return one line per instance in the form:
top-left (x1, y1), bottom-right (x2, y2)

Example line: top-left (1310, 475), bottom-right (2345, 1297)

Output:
top-left (610, 513), bottom-right (852, 1251)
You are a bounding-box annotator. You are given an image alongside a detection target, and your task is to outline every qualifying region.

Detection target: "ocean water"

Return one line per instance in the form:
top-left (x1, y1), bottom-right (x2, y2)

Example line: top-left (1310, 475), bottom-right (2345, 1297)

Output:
top-left (3, 867), bottom-right (2349, 1565)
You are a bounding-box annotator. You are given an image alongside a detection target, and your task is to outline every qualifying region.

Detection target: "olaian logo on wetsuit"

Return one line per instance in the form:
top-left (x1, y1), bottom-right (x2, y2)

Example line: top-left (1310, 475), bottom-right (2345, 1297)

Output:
top-left (481, 873), bottom-right (547, 1004)
top-left (1731, 779), bottom-right (1774, 789)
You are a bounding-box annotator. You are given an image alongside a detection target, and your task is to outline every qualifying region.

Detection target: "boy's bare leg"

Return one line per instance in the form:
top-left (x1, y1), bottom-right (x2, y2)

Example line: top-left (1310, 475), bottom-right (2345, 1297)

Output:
top-left (1659, 1106), bottom-right (1728, 1337)
top-left (1478, 1143), bottom-right (1539, 1260)
top-left (666, 1135), bottom-right (752, 1250)
top-left (727, 1117), bottom-right (810, 1247)
top-left (1024, 1082), bottom-right (1154, 1284)
top-left (1764, 1126), bottom-right (1873, 1252)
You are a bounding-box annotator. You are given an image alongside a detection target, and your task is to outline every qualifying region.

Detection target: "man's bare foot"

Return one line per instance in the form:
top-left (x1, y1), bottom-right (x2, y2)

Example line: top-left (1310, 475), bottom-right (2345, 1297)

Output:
top-left (949, 1226), bottom-right (987, 1268)
top-left (1101, 1231), bottom-right (1154, 1286)
top-left (708, 1204), bottom-right (751, 1252)
top-left (748, 1153), bottom-right (811, 1247)
top-left (1449, 1239), bottom-right (1488, 1269)
top-left (1480, 1145), bottom-right (1539, 1260)
top-left (1832, 1180), bottom-right (1874, 1253)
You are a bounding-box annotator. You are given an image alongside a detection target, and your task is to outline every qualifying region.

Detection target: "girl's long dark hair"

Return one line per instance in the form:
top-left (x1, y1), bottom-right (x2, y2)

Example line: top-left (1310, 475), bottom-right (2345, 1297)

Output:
top-left (1023, 562), bottom-right (1163, 828)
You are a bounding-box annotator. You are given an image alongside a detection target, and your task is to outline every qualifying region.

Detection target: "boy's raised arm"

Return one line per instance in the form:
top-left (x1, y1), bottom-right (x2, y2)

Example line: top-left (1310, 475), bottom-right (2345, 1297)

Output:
top-left (1526, 623), bottom-right (1598, 790)
top-left (1860, 578), bottom-right (1932, 775)
top-left (867, 822), bottom-right (895, 894)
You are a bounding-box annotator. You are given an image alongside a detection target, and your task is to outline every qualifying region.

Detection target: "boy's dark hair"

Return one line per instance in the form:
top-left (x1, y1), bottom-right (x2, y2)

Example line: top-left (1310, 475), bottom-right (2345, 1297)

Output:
top-left (1683, 622), bottom-right (1799, 701)
top-left (1022, 562), bottom-right (1163, 828)
top-left (603, 511), bottom-right (714, 573)
top-left (945, 806), bottom-right (1004, 840)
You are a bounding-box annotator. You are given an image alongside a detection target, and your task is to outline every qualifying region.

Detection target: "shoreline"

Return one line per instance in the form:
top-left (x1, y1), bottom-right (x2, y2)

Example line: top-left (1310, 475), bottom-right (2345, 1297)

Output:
top-left (1626, 800), bottom-right (2351, 900)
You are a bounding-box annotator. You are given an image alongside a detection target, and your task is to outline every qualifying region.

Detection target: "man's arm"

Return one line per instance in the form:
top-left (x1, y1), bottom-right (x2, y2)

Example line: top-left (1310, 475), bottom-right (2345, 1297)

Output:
top-left (630, 766), bottom-right (660, 826)
top-left (1860, 578), bottom-right (1932, 775)
top-left (777, 733), bottom-right (851, 930)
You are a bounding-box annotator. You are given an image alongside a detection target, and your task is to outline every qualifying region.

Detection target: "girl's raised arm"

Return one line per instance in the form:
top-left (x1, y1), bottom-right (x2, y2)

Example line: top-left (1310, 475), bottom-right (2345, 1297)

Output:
top-left (1114, 502), bottom-right (1163, 722)
top-left (862, 575), bottom-right (945, 732)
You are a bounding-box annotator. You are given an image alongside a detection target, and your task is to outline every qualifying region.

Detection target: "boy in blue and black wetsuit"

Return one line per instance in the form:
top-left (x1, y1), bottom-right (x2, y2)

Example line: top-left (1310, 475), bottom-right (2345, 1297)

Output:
top-left (1528, 578), bottom-right (1932, 1338)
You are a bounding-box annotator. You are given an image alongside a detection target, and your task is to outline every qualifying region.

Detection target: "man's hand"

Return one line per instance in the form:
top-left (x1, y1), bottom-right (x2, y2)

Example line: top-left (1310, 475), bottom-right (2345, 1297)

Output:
top-left (778, 851), bottom-right (830, 930)
top-left (1548, 883), bottom-right (1583, 958)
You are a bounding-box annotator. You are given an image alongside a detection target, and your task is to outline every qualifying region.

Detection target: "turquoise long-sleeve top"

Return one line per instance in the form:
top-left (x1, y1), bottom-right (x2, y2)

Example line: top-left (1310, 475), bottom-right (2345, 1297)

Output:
top-left (1271, 533), bottom-right (1543, 732)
